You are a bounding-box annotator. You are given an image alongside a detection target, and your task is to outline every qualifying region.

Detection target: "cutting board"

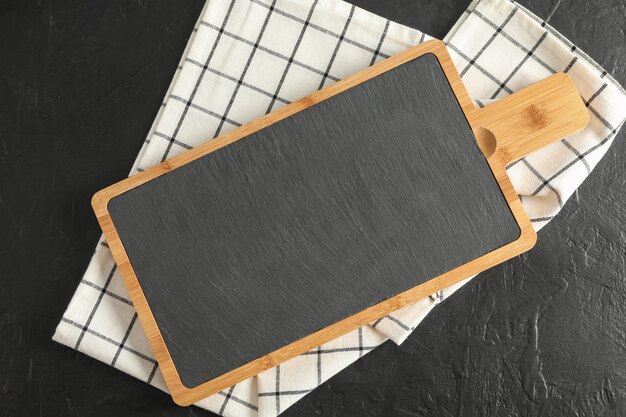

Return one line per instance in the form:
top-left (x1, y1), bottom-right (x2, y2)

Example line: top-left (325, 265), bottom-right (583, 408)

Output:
top-left (92, 40), bottom-right (589, 405)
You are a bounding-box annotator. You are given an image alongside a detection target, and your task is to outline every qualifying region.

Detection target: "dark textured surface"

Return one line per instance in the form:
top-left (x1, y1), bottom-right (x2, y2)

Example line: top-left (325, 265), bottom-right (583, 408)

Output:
top-left (108, 54), bottom-right (519, 388)
top-left (0, 0), bottom-right (625, 416)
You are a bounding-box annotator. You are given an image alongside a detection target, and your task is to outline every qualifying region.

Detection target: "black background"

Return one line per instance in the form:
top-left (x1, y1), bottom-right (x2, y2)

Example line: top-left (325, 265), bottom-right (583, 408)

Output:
top-left (1, 0), bottom-right (625, 416)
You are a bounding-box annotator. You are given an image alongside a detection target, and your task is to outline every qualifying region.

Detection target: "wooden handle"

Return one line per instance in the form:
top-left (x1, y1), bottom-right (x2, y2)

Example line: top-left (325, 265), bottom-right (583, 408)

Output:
top-left (473, 73), bottom-right (590, 163)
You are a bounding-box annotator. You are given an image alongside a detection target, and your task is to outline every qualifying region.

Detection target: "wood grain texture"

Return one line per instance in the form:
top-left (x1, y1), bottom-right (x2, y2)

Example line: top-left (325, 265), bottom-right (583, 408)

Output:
top-left (91, 40), bottom-right (589, 405)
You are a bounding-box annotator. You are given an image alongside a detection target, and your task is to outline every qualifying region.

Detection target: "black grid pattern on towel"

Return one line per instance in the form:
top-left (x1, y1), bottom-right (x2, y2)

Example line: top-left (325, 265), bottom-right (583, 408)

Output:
top-left (61, 2), bottom-right (414, 413)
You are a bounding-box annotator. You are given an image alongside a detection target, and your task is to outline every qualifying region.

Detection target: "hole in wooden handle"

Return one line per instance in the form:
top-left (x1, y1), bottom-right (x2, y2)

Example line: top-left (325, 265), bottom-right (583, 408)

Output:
top-left (475, 127), bottom-right (497, 158)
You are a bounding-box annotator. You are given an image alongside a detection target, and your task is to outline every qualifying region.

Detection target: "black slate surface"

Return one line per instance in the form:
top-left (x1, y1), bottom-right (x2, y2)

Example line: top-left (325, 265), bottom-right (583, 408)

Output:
top-left (107, 53), bottom-right (519, 388)
top-left (1, 0), bottom-right (625, 416)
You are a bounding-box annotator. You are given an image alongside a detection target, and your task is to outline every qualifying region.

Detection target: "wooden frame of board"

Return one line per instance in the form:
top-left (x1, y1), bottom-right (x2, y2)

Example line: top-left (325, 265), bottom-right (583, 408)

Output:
top-left (92, 40), bottom-right (589, 405)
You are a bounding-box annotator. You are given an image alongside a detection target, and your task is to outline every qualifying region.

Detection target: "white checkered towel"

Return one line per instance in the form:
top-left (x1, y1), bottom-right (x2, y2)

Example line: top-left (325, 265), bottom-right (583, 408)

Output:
top-left (53, 0), bottom-right (626, 415)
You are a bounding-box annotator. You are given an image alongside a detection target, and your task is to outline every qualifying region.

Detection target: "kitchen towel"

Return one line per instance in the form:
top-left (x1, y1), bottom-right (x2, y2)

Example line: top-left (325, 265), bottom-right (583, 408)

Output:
top-left (53, 0), bottom-right (626, 415)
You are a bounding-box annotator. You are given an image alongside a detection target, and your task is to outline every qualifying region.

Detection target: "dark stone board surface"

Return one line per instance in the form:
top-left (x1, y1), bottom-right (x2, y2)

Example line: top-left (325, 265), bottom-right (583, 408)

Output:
top-left (1, 0), bottom-right (625, 416)
top-left (108, 53), bottom-right (519, 388)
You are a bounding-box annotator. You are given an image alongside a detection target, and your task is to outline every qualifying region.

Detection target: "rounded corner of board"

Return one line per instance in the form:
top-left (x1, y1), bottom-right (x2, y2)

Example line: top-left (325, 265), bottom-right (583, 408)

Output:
top-left (91, 188), bottom-right (114, 217)
top-left (166, 375), bottom-right (198, 407)
top-left (423, 40), bottom-right (452, 58)
top-left (170, 391), bottom-right (195, 407)
top-left (525, 227), bottom-right (538, 250)
top-left (515, 221), bottom-right (538, 252)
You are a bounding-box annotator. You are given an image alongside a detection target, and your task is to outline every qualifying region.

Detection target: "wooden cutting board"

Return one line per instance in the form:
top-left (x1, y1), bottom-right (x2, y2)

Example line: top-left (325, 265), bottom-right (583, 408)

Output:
top-left (92, 40), bottom-right (589, 405)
